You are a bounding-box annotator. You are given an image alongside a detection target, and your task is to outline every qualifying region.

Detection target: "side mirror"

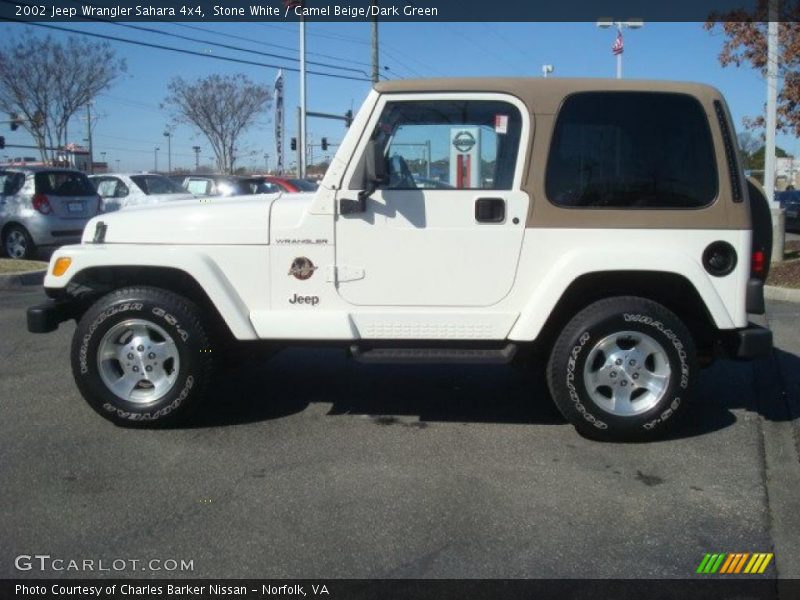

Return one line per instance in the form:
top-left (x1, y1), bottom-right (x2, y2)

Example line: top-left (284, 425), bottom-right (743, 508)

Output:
top-left (340, 140), bottom-right (387, 215)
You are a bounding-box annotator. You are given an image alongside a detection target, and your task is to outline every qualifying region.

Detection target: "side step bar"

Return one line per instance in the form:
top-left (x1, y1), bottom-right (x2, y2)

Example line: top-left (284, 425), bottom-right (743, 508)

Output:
top-left (350, 343), bottom-right (517, 365)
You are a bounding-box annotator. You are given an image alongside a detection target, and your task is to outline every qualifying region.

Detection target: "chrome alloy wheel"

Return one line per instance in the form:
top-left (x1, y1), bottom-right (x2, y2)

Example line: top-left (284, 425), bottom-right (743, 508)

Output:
top-left (5, 229), bottom-right (28, 258)
top-left (582, 330), bottom-right (671, 417)
top-left (97, 319), bottom-right (180, 404)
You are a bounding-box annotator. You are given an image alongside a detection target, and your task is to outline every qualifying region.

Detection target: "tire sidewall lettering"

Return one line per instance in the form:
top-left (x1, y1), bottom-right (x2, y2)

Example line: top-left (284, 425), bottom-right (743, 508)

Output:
top-left (73, 292), bottom-right (205, 425)
top-left (566, 312), bottom-right (691, 432)
top-left (565, 331), bottom-right (608, 429)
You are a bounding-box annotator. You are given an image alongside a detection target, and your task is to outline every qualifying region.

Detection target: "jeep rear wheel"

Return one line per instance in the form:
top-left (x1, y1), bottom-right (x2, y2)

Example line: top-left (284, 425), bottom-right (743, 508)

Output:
top-left (546, 296), bottom-right (696, 441)
top-left (71, 286), bottom-right (213, 427)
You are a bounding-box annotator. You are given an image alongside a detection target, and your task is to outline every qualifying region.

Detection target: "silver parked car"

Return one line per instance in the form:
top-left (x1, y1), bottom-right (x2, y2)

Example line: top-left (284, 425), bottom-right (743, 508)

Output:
top-left (89, 172), bottom-right (195, 212)
top-left (0, 167), bottom-right (100, 259)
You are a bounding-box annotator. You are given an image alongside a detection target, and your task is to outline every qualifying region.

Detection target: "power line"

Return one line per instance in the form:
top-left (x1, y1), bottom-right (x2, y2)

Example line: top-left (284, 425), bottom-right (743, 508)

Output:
top-left (0, 15), bottom-right (372, 82)
top-left (62, 0), bottom-right (370, 76)
top-left (169, 22), bottom-right (374, 69)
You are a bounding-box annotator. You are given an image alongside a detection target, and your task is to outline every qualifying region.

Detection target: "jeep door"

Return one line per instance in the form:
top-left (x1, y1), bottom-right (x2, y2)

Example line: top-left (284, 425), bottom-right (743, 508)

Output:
top-left (334, 94), bottom-right (530, 307)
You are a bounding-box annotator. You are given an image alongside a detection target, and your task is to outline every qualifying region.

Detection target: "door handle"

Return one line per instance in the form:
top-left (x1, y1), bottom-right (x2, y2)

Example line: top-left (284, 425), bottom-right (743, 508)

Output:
top-left (475, 197), bottom-right (505, 223)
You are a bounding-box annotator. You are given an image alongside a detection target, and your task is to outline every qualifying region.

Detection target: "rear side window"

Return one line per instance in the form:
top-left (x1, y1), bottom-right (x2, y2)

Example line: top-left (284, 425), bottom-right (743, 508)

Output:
top-left (35, 171), bottom-right (95, 196)
top-left (546, 92), bottom-right (718, 209)
top-left (0, 171), bottom-right (25, 195)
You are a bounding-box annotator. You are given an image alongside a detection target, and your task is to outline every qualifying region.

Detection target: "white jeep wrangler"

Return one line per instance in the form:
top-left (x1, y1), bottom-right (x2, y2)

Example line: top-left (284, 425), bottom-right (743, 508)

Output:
top-left (28, 78), bottom-right (773, 440)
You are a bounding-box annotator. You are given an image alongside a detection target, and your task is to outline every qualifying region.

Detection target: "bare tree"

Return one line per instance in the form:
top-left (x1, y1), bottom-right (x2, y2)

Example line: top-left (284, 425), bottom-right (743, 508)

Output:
top-left (0, 31), bottom-right (126, 162)
top-left (737, 130), bottom-right (762, 170)
top-left (163, 74), bottom-right (271, 174)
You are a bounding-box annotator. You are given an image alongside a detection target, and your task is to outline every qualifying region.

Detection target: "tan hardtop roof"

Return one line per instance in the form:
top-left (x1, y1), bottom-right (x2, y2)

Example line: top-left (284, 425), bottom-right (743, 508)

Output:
top-left (374, 78), bottom-right (723, 112)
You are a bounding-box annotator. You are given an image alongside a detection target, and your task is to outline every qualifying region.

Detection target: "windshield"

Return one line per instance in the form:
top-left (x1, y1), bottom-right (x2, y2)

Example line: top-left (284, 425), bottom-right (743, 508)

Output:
top-left (130, 174), bottom-right (186, 195)
top-left (34, 171), bottom-right (95, 196)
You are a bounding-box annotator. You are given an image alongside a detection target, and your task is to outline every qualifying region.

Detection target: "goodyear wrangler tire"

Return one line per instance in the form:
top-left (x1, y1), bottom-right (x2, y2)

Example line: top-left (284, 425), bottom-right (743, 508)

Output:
top-left (71, 286), bottom-right (212, 427)
top-left (546, 296), bottom-right (696, 441)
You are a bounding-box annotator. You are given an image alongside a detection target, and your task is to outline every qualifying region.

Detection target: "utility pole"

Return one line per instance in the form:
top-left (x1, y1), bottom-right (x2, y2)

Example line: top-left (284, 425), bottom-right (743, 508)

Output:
top-left (85, 103), bottom-right (94, 174)
top-left (766, 0), bottom-right (784, 262)
top-left (299, 18), bottom-right (307, 178)
top-left (193, 145), bottom-right (201, 170)
top-left (371, 0), bottom-right (380, 84)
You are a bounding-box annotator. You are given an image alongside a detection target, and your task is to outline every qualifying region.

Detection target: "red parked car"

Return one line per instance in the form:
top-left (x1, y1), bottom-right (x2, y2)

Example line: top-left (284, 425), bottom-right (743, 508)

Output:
top-left (261, 176), bottom-right (319, 193)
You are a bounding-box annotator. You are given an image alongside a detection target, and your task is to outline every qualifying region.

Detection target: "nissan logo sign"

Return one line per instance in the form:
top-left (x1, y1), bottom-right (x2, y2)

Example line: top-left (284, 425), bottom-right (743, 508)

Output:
top-left (452, 131), bottom-right (476, 153)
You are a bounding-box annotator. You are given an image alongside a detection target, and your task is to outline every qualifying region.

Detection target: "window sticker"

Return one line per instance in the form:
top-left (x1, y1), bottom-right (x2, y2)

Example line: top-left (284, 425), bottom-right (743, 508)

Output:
top-left (495, 114), bottom-right (509, 134)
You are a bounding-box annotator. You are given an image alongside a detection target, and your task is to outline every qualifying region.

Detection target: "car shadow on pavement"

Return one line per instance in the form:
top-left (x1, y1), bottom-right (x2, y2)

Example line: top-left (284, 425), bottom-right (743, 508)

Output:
top-left (184, 347), bottom-right (563, 429)
top-left (181, 346), bottom-right (799, 440)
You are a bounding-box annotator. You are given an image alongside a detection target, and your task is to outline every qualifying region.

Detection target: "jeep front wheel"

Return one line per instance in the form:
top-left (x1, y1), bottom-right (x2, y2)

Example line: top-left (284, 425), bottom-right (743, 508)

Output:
top-left (546, 296), bottom-right (696, 441)
top-left (71, 286), bottom-right (213, 427)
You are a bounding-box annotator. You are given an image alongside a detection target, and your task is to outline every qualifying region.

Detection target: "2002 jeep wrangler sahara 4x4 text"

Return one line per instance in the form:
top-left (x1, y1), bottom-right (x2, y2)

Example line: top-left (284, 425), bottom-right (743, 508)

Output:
top-left (27, 78), bottom-right (773, 441)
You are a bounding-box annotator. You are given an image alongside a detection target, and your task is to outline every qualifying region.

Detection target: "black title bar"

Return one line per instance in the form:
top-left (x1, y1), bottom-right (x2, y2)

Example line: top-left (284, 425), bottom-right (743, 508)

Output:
top-left (0, 0), bottom-right (796, 23)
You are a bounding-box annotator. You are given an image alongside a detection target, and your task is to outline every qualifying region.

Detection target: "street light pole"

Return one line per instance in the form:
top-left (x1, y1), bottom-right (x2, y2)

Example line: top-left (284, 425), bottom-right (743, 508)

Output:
top-left (265, 153), bottom-right (270, 172)
top-left (597, 19), bottom-right (643, 79)
top-left (192, 145), bottom-right (201, 170)
top-left (299, 18), bottom-right (307, 179)
top-left (154, 146), bottom-right (160, 172)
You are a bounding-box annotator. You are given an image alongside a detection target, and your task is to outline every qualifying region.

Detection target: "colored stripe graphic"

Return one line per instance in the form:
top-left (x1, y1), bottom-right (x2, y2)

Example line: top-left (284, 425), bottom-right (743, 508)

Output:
top-left (703, 553), bottom-right (725, 573)
top-left (734, 553), bottom-right (750, 573)
top-left (719, 554), bottom-right (735, 574)
top-left (758, 554), bottom-right (773, 573)
top-left (698, 553), bottom-right (774, 574)
top-left (696, 554), bottom-right (713, 573)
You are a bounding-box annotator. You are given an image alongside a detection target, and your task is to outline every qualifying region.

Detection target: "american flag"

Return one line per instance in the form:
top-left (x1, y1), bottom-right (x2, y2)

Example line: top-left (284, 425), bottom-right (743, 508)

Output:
top-left (612, 31), bottom-right (624, 55)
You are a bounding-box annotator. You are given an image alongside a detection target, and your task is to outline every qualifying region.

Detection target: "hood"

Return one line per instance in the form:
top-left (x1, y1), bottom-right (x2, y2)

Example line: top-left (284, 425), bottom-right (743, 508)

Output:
top-left (101, 193), bottom-right (196, 213)
top-left (83, 194), bottom-right (279, 245)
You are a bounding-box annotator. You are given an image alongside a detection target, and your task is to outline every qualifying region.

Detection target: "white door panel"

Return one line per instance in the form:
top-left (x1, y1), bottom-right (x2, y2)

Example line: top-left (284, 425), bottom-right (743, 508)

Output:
top-left (336, 190), bottom-right (528, 306)
top-left (334, 92), bottom-right (531, 309)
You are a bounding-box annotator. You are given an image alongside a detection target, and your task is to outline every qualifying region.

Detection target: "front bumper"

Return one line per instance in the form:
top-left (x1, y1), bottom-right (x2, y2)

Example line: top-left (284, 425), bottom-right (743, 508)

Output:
top-left (724, 324), bottom-right (773, 359)
top-left (27, 298), bottom-right (79, 333)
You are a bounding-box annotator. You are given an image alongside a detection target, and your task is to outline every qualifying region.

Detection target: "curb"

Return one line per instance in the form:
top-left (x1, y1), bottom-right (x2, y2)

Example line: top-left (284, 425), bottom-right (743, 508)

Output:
top-left (765, 285), bottom-right (800, 304)
top-left (0, 269), bottom-right (46, 291)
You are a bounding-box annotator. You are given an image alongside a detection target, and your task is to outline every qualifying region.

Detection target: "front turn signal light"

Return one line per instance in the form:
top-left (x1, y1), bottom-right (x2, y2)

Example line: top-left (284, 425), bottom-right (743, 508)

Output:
top-left (52, 257), bottom-right (72, 277)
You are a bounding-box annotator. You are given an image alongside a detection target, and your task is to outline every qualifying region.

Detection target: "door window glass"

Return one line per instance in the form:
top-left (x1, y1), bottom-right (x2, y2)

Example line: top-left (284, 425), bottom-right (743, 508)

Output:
top-left (368, 100), bottom-right (523, 191)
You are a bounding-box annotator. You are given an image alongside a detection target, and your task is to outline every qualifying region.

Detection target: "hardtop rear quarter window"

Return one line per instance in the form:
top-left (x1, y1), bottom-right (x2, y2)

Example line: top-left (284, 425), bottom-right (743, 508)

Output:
top-left (545, 91), bottom-right (718, 209)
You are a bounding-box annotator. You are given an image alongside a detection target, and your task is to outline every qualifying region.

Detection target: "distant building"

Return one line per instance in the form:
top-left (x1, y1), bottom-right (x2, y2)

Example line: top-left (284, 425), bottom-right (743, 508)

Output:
top-left (776, 156), bottom-right (799, 190)
top-left (0, 144), bottom-right (106, 173)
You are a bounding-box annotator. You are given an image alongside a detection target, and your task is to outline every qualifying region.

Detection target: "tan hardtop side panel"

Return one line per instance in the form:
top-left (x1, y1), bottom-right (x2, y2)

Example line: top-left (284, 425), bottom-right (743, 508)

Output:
top-left (374, 78), bottom-right (750, 230)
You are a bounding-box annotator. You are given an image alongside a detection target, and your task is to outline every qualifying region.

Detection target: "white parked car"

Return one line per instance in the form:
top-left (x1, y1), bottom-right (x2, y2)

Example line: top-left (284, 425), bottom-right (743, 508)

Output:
top-left (90, 173), bottom-right (194, 212)
top-left (29, 78), bottom-right (773, 440)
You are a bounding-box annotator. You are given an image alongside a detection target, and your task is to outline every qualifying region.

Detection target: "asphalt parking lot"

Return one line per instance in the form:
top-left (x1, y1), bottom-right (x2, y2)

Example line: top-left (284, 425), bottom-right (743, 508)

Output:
top-left (1, 287), bottom-right (799, 580)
